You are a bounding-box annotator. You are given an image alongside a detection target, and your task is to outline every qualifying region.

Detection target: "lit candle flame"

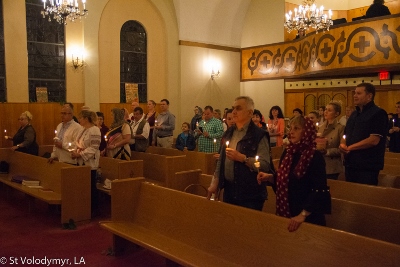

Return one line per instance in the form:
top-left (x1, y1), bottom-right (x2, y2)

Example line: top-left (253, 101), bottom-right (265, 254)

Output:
top-left (226, 141), bottom-right (229, 147)
top-left (343, 135), bottom-right (346, 140)
top-left (255, 155), bottom-right (259, 162)
top-left (68, 142), bottom-right (72, 147)
top-left (4, 129), bottom-right (6, 133)
top-left (214, 139), bottom-right (216, 143)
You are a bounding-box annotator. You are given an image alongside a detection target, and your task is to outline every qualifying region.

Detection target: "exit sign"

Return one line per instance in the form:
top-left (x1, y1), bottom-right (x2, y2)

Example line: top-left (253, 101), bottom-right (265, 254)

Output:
top-left (379, 72), bottom-right (390, 80)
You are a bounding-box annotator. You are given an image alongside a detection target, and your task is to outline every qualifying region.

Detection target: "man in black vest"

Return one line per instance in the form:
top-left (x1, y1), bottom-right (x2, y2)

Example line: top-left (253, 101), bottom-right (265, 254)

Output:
top-left (340, 83), bottom-right (388, 185)
top-left (207, 96), bottom-right (271, 211)
top-left (129, 107), bottom-right (150, 152)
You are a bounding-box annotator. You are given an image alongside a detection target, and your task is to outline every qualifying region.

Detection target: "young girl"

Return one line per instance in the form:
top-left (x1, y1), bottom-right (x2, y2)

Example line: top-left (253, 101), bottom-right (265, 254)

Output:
top-left (175, 122), bottom-right (196, 151)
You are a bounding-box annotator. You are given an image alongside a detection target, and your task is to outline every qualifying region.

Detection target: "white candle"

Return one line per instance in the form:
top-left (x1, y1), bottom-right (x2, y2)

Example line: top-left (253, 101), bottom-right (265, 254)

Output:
top-left (254, 155), bottom-right (260, 171)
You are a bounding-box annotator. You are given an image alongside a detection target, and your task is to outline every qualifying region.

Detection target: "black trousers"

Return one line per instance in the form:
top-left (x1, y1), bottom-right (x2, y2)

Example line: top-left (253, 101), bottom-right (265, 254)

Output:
top-left (345, 168), bottom-right (379, 185)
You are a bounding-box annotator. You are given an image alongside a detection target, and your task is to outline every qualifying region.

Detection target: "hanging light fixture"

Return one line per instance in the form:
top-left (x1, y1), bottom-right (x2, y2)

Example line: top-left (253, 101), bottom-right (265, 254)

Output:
top-left (41, 0), bottom-right (88, 25)
top-left (284, 0), bottom-right (332, 33)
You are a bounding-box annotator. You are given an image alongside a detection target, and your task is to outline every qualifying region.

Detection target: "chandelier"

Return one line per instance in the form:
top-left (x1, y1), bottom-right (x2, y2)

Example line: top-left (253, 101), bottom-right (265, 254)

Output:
top-left (284, 0), bottom-right (332, 33)
top-left (41, 0), bottom-right (88, 25)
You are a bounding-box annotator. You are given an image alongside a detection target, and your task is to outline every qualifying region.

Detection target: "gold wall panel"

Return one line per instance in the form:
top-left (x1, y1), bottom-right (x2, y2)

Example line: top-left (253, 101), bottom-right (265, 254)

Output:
top-left (242, 14), bottom-right (400, 81)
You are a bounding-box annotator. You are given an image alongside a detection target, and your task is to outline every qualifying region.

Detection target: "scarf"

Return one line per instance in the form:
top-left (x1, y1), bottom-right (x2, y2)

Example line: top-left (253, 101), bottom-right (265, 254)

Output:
top-left (276, 117), bottom-right (316, 218)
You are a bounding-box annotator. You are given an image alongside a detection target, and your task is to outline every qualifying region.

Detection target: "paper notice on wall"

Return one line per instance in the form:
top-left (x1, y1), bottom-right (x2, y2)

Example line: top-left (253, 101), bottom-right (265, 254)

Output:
top-left (125, 83), bottom-right (139, 103)
top-left (36, 87), bottom-right (48, 103)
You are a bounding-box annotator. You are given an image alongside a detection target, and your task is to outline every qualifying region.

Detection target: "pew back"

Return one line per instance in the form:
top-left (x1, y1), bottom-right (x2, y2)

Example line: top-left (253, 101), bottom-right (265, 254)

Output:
top-left (326, 198), bottom-right (400, 245)
top-left (104, 179), bottom-right (400, 266)
top-left (271, 146), bottom-right (284, 160)
top-left (130, 151), bottom-right (187, 187)
top-left (99, 157), bottom-right (143, 182)
top-left (146, 146), bottom-right (217, 175)
top-left (328, 179), bottom-right (400, 210)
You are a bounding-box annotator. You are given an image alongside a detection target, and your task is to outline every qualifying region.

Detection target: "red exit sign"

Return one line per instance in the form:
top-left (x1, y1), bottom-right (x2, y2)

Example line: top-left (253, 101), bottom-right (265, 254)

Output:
top-left (379, 72), bottom-right (390, 80)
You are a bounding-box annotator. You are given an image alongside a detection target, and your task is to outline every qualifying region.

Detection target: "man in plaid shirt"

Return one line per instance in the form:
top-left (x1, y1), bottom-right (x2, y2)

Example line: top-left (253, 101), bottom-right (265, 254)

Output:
top-left (195, 106), bottom-right (224, 153)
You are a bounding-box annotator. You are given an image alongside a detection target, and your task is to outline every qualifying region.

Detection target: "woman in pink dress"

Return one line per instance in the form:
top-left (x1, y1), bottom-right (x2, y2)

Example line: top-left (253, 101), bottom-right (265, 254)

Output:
top-left (267, 106), bottom-right (285, 147)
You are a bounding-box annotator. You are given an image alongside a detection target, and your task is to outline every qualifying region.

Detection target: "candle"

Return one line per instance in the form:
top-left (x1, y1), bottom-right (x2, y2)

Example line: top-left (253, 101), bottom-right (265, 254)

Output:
top-left (226, 141), bottom-right (229, 148)
top-left (214, 138), bottom-right (216, 143)
top-left (68, 142), bottom-right (72, 148)
top-left (254, 155), bottom-right (260, 172)
top-left (54, 130), bottom-right (57, 136)
top-left (4, 129), bottom-right (8, 139)
top-left (393, 119), bottom-right (396, 128)
top-left (196, 122), bottom-right (199, 127)
top-left (342, 135), bottom-right (346, 140)
top-left (155, 120), bottom-right (158, 126)
top-left (104, 135), bottom-right (108, 142)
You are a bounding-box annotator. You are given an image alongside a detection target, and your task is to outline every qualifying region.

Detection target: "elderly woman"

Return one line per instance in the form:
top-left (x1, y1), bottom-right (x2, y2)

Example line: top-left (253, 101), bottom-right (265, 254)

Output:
top-left (318, 102), bottom-right (345, 180)
top-left (258, 116), bottom-right (331, 232)
top-left (71, 110), bottom-right (101, 216)
top-left (5, 111), bottom-right (39, 156)
top-left (105, 108), bottom-right (131, 160)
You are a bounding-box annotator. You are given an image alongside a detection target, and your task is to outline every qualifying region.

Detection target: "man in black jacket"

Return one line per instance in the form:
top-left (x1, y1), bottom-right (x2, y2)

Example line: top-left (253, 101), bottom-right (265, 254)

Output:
top-left (207, 96), bottom-right (271, 211)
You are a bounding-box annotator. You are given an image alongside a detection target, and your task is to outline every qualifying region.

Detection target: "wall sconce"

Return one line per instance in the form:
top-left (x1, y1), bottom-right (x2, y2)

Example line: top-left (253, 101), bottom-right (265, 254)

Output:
top-left (71, 54), bottom-right (85, 69)
top-left (211, 69), bottom-right (220, 80)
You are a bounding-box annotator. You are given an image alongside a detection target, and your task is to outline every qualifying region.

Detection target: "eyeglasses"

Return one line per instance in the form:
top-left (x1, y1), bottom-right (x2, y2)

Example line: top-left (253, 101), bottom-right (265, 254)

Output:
top-left (60, 112), bottom-right (72, 115)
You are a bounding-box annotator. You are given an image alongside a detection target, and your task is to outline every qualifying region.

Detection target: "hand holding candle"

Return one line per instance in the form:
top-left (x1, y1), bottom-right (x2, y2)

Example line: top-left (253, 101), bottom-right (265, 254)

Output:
top-left (53, 130), bottom-right (59, 141)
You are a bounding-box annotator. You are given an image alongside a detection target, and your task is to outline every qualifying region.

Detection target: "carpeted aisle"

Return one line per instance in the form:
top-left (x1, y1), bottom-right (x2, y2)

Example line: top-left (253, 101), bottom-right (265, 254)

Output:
top-left (0, 187), bottom-right (166, 267)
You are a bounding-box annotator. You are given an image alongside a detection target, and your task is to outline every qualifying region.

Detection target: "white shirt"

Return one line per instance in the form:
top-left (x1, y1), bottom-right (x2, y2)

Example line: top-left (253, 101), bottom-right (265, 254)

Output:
top-left (51, 120), bottom-right (82, 164)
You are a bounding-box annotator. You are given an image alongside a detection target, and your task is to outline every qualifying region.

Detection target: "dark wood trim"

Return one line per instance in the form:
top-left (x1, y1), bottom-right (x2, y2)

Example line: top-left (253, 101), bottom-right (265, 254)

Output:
top-left (179, 40), bottom-right (241, 53)
top-left (285, 84), bottom-right (400, 93)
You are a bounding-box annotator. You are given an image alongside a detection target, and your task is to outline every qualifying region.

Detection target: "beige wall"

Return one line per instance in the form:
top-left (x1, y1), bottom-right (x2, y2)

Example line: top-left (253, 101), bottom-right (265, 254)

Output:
top-left (179, 45), bottom-right (240, 126)
top-left (3, 0), bottom-right (28, 102)
top-left (240, 0), bottom-right (285, 118)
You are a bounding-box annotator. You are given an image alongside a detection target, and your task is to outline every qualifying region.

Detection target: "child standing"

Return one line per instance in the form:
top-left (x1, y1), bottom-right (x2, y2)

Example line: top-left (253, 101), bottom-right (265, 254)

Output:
top-left (175, 122), bottom-right (196, 151)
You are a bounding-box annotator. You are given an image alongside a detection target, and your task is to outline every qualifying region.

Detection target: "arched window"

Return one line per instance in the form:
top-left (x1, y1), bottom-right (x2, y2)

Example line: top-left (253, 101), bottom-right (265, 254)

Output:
top-left (0, 0), bottom-right (6, 102)
top-left (26, 0), bottom-right (65, 102)
top-left (120, 21), bottom-right (147, 103)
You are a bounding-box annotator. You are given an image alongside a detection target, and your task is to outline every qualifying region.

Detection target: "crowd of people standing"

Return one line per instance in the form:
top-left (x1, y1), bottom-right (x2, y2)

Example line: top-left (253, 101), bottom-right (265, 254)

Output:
top-left (4, 82), bottom-right (399, 230)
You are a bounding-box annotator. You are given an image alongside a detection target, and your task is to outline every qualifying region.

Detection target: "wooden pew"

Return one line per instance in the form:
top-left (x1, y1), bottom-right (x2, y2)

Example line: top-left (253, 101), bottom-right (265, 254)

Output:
top-left (382, 164), bottom-right (400, 176)
top-left (386, 152), bottom-right (400, 159)
top-left (0, 150), bottom-right (91, 224)
top-left (328, 179), bottom-right (400, 210)
top-left (130, 151), bottom-right (187, 187)
top-left (379, 173), bottom-right (400, 188)
top-left (96, 157), bottom-right (143, 194)
top-left (271, 146), bottom-right (283, 160)
top-left (326, 198), bottom-right (400, 245)
top-left (264, 187), bottom-right (400, 245)
top-left (100, 178), bottom-right (400, 266)
top-left (172, 169), bottom-right (213, 197)
top-left (385, 157), bottom-right (399, 166)
top-left (146, 146), bottom-right (217, 175)
top-left (38, 145), bottom-right (54, 157)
